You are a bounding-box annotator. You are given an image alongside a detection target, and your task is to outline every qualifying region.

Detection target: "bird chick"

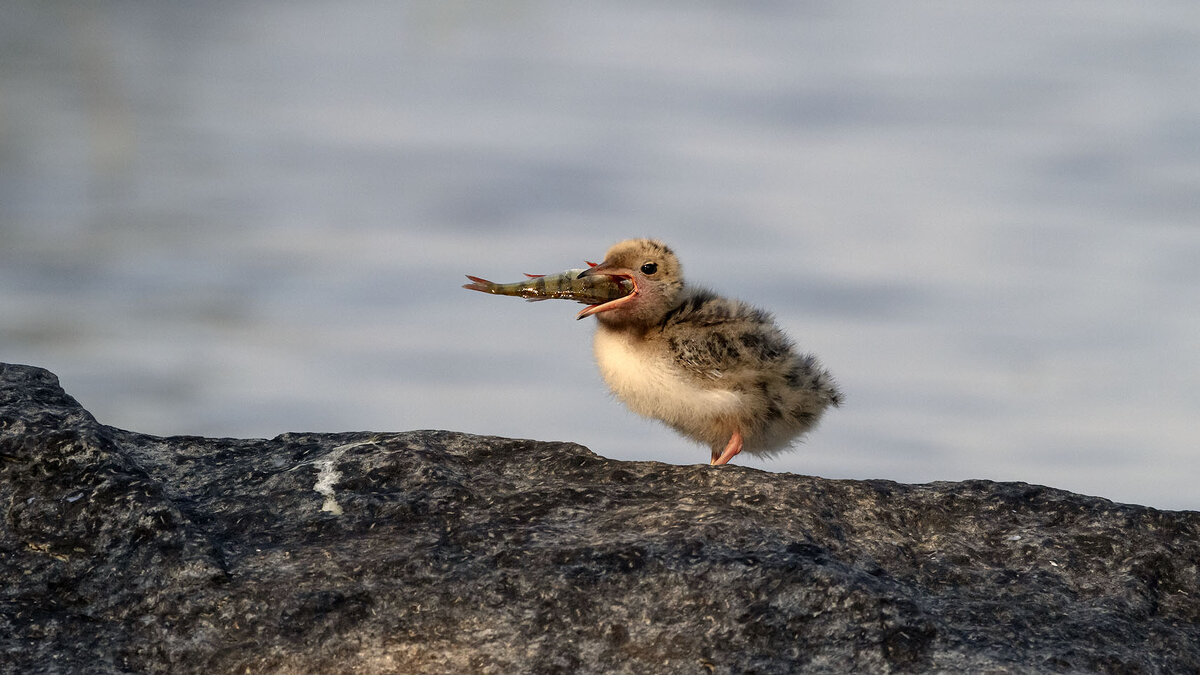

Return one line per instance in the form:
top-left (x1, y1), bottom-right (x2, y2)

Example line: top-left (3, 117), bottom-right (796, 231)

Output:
top-left (579, 239), bottom-right (841, 465)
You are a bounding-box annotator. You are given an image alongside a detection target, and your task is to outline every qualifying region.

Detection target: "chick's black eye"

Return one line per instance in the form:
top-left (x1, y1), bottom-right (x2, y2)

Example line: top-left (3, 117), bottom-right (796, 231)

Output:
top-left (640, 262), bottom-right (658, 275)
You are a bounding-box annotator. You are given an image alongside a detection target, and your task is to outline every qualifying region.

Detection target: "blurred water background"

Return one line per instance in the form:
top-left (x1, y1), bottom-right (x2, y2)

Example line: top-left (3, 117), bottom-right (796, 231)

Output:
top-left (2, 1), bottom-right (1198, 510)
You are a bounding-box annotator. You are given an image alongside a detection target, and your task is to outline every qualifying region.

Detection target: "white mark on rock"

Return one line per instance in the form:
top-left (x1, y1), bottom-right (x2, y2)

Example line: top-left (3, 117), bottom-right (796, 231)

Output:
top-left (314, 460), bottom-right (344, 515)
top-left (304, 438), bottom-right (383, 517)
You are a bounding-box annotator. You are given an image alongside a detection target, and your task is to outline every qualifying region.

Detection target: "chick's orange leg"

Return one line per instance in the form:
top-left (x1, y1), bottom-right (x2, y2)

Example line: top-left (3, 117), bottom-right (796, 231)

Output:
top-left (710, 429), bottom-right (744, 466)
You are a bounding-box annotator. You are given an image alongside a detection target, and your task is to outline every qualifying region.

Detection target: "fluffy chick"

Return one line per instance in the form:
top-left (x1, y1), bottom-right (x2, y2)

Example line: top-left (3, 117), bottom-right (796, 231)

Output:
top-left (579, 238), bottom-right (841, 465)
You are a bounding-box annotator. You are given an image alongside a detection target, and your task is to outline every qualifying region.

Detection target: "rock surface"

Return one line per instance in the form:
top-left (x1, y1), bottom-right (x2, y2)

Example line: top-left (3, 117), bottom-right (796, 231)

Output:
top-left (1, 362), bottom-right (1198, 673)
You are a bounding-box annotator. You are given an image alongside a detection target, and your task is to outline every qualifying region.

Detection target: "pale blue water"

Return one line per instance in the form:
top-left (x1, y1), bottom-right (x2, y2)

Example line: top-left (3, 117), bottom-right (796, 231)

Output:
top-left (3, 1), bottom-right (1198, 510)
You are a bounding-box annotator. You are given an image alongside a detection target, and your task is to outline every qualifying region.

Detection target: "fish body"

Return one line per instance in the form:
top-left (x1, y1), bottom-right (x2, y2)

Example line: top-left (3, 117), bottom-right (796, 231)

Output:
top-left (463, 268), bottom-right (634, 305)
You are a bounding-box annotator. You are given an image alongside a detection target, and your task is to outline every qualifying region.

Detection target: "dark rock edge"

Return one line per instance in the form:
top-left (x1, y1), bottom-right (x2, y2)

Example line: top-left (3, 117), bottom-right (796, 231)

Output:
top-left (2, 362), bottom-right (1197, 674)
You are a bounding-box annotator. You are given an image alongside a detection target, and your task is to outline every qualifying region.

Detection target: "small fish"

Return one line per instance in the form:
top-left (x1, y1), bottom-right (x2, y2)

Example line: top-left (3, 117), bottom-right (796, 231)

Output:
top-left (463, 267), bottom-right (634, 306)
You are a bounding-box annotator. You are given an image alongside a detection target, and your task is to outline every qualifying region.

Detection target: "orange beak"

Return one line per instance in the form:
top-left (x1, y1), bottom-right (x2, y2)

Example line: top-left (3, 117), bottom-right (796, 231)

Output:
top-left (575, 261), bottom-right (639, 320)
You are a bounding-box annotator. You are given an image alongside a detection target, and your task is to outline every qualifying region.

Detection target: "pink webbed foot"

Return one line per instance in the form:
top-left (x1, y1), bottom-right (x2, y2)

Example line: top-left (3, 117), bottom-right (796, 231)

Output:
top-left (710, 430), bottom-right (744, 466)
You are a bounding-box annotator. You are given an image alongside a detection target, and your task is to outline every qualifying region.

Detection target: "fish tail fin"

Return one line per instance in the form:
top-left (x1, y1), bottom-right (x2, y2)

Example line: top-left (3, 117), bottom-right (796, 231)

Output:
top-left (462, 275), bottom-right (494, 293)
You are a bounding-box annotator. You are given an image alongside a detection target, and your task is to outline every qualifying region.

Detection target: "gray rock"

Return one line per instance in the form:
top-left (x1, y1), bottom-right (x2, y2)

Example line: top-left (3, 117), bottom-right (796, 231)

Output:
top-left (1, 362), bottom-right (1197, 674)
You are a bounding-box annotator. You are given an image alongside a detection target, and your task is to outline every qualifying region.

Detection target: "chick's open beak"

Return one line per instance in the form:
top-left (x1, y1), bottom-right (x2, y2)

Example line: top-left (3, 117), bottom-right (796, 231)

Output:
top-left (576, 261), bottom-right (638, 320)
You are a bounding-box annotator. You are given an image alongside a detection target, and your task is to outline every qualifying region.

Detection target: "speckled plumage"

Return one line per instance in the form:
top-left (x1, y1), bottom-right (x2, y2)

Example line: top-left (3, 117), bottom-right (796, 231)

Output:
top-left (580, 239), bottom-right (841, 465)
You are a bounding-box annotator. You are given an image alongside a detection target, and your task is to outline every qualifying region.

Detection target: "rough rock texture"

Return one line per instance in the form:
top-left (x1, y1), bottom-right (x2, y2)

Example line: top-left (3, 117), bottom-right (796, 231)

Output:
top-left (2, 363), bottom-right (1198, 674)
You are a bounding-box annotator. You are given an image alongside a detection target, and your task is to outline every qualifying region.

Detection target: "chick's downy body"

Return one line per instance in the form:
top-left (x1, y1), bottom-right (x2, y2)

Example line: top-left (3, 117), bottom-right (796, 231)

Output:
top-left (580, 239), bottom-right (841, 465)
